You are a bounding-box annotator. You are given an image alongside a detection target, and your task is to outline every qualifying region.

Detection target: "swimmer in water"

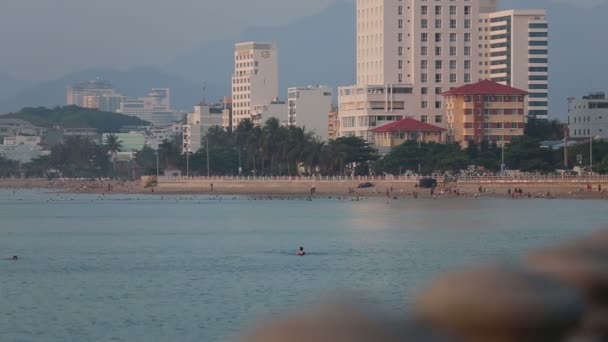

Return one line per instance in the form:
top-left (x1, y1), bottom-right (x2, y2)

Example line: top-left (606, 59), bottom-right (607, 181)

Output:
top-left (297, 247), bottom-right (306, 256)
top-left (11, 256), bottom-right (18, 261)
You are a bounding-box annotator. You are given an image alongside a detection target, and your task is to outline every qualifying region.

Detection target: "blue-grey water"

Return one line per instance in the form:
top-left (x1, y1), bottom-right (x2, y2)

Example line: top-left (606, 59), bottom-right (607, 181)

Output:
top-left (1, 189), bottom-right (607, 341)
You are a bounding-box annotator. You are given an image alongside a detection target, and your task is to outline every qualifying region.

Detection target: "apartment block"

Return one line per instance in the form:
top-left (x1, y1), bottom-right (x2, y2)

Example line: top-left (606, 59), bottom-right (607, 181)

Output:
top-left (231, 42), bottom-right (279, 127)
top-left (443, 80), bottom-right (527, 147)
top-left (287, 86), bottom-right (333, 140)
top-left (568, 92), bottom-right (608, 140)
top-left (479, 9), bottom-right (549, 119)
top-left (338, 0), bottom-right (548, 141)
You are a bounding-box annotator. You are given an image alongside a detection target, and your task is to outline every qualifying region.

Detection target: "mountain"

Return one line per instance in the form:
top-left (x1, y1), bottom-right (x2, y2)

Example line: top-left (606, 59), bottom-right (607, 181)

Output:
top-left (3, 106), bottom-right (150, 133)
top-left (0, 67), bottom-right (218, 113)
top-left (0, 72), bottom-right (31, 103)
top-left (163, 1), bottom-right (356, 100)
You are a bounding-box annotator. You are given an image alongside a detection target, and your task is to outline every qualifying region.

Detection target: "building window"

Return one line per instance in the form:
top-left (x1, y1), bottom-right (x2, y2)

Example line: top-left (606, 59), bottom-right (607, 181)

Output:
top-left (421, 115), bottom-right (428, 123)
top-left (435, 115), bottom-right (443, 123)
top-left (421, 101), bottom-right (428, 109)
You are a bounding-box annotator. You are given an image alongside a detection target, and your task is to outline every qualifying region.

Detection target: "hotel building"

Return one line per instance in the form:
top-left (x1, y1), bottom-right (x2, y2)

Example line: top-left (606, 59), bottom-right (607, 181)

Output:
top-left (67, 80), bottom-right (119, 108)
top-left (338, 0), bottom-right (548, 141)
top-left (231, 42), bottom-right (279, 127)
top-left (443, 79), bottom-right (527, 147)
top-left (568, 92), bottom-right (608, 140)
top-left (479, 9), bottom-right (549, 119)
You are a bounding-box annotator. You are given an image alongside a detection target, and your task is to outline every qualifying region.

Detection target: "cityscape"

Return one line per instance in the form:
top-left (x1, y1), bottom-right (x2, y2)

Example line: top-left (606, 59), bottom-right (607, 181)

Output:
top-left (0, 0), bottom-right (606, 178)
top-left (2, 1), bottom-right (608, 341)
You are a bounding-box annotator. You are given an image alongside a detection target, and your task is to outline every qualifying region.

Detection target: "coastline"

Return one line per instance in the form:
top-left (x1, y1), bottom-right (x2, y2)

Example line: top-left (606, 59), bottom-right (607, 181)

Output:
top-left (1, 178), bottom-right (607, 200)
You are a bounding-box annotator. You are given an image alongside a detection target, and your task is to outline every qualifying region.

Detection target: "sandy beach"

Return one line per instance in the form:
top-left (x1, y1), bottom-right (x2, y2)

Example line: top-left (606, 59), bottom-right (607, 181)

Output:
top-left (1, 177), bottom-right (607, 200)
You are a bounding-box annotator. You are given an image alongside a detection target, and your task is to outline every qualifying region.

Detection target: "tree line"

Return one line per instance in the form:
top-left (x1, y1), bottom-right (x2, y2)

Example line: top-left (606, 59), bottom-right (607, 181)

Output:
top-left (2, 118), bottom-right (608, 179)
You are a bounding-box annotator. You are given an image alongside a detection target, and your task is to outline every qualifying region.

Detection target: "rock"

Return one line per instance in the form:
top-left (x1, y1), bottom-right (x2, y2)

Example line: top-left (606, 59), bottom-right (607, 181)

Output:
top-left (414, 264), bottom-right (584, 342)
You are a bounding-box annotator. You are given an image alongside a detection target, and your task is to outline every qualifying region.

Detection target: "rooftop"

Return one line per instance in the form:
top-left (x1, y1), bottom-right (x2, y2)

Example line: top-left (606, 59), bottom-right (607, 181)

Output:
top-left (442, 80), bottom-right (528, 96)
top-left (373, 118), bottom-right (446, 133)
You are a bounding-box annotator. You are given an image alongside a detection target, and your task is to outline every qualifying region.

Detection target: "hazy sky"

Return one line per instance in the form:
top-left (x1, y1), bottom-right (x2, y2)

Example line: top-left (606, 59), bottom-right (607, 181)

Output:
top-left (0, 0), bottom-right (335, 80)
top-left (0, 0), bottom-right (605, 81)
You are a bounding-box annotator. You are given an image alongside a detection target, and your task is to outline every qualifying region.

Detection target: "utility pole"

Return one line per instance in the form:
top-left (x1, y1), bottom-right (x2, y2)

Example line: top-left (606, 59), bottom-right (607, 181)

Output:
top-left (156, 149), bottom-right (160, 178)
top-left (590, 133), bottom-right (594, 173)
top-left (206, 135), bottom-right (210, 177)
top-left (564, 124), bottom-right (569, 169)
top-left (186, 152), bottom-right (190, 177)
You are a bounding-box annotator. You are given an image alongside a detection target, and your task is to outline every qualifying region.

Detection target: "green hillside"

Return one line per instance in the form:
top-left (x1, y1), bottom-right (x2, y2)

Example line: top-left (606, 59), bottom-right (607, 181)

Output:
top-left (2, 106), bottom-right (151, 133)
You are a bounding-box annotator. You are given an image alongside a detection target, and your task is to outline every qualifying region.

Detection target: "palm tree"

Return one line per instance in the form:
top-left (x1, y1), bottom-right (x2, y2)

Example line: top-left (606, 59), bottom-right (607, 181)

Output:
top-left (104, 134), bottom-right (123, 157)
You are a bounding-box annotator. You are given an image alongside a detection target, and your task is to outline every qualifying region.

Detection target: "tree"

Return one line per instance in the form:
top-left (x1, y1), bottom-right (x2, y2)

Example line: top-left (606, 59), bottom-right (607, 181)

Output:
top-left (525, 118), bottom-right (564, 141)
top-left (504, 137), bottom-right (558, 173)
top-left (104, 134), bottom-right (123, 154)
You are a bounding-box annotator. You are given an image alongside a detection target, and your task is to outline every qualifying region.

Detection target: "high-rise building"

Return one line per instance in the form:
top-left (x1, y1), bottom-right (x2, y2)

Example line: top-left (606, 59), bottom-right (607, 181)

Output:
top-left (67, 80), bottom-right (118, 108)
top-left (568, 92), bottom-right (608, 140)
top-left (287, 86), bottom-right (333, 140)
top-left (231, 42), bottom-right (279, 127)
top-left (118, 88), bottom-right (175, 127)
top-left (479, 10), bottom-right (549, 119)
top-left (338, 0), bottom-right (548, 141)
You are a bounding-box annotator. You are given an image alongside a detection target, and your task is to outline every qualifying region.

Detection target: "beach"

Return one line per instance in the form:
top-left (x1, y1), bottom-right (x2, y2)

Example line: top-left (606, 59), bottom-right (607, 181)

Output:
top-left (1, 177), bottom-right (607, 199)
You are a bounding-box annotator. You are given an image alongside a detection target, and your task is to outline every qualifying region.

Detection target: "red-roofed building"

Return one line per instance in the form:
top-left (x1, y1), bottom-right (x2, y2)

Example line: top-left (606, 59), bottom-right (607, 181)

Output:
top-left (442, 80), bottom-right (528, 148)
top-left (372, 118), bottom-right (446, 154)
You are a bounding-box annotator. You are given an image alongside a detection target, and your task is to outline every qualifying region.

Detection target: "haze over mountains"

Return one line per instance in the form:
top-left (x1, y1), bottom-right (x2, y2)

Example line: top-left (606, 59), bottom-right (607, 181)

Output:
top-left (1, 0), bottom-right (606, 119)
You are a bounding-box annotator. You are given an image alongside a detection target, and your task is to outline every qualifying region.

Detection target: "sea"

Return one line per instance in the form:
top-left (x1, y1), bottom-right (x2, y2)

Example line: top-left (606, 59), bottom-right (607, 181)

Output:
top-left (1, 189), bottom-right (607, 341)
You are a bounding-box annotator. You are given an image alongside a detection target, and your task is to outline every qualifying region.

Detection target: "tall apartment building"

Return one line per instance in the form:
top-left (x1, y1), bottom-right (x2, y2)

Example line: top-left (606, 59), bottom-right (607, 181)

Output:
top-left (340, 0), bottom-right (498, 139)
top-left (287, 86), bottom-right (333, 140)
top-left (67, 80), bottom-right (118, 107)
top-left (568, 92), bottom-right (608, 140)
top-left (338, 0), bottom-right (548, 141)
top-left (479, 10), bottom-right (549, 119)
top-left (231, 42), bottom-right (279, 127)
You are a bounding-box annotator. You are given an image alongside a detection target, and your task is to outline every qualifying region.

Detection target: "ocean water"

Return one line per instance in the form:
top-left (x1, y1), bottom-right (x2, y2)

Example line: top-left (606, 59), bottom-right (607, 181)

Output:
top-left (1, 189), bottom-right (607, 341)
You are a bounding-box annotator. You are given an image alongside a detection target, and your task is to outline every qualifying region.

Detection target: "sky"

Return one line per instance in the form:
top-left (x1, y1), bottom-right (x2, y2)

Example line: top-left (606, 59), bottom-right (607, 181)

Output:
top-left (0, 0), bottom-right (606, 120)
top-left (0, 0), bottom-right (335, 81)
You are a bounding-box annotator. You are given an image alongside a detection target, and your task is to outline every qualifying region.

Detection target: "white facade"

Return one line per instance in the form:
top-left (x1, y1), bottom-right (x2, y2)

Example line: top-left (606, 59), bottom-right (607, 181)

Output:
top-left (339, 0), bottom-right (549, 139)
top-left (287, 86), bottom-right (333, 140)
top-left (182, 104), bottom-right (224, 153)
top-left (338, 84), bottom-right (414, 140)
top-left (568, 92), bottom-right (608, 140)
top-left (479, 9), bottom-right (549, 119)
top-left (231, 42), bottom-right (279, 127)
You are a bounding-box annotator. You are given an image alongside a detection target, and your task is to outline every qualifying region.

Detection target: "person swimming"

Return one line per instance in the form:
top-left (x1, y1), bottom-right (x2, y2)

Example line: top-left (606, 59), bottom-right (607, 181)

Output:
top-left (297, 247), bottom-right (306, 256)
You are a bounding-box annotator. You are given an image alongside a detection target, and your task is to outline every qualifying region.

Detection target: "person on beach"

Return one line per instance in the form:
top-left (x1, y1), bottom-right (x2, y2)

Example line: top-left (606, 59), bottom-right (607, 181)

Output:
top-left (297, 247), bottom-right (306, 256)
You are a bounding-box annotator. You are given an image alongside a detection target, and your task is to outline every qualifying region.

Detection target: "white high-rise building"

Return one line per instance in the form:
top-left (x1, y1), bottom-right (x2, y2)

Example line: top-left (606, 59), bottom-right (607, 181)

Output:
top-left (568, 92), bottom-right (608, 140)
top-left (287, 86), bottom-right (333, 140)
top-left (479, 9), bottom-right (549, 119)
top-left (340, 0), bottom-right (499, 139)
top-left (231, 42), bottom-right (279, 127)
top-left (339, 0), bottom-right (549, 140)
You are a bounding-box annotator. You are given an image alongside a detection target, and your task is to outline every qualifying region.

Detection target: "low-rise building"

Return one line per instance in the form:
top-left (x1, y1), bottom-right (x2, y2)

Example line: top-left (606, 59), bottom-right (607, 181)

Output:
top-left (337, 84), bottom-right (414, 140)
top-left (102, 132), bottom-right (147, 152)
top-left (568, 92), bottom-right (608, 140)
top-left (372, 118), bottom-right (446, 155)
top-left (251, 100), bottom-right (287, 127)
top-left (443, 80), bottom-right (528, 147)
top-left (287, 86), bottom-right (333, 140)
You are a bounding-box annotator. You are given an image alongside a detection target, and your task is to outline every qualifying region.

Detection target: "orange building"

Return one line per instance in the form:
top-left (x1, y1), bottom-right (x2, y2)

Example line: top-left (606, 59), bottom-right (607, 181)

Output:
top-left (443, 80), bottom-right (528, 148)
